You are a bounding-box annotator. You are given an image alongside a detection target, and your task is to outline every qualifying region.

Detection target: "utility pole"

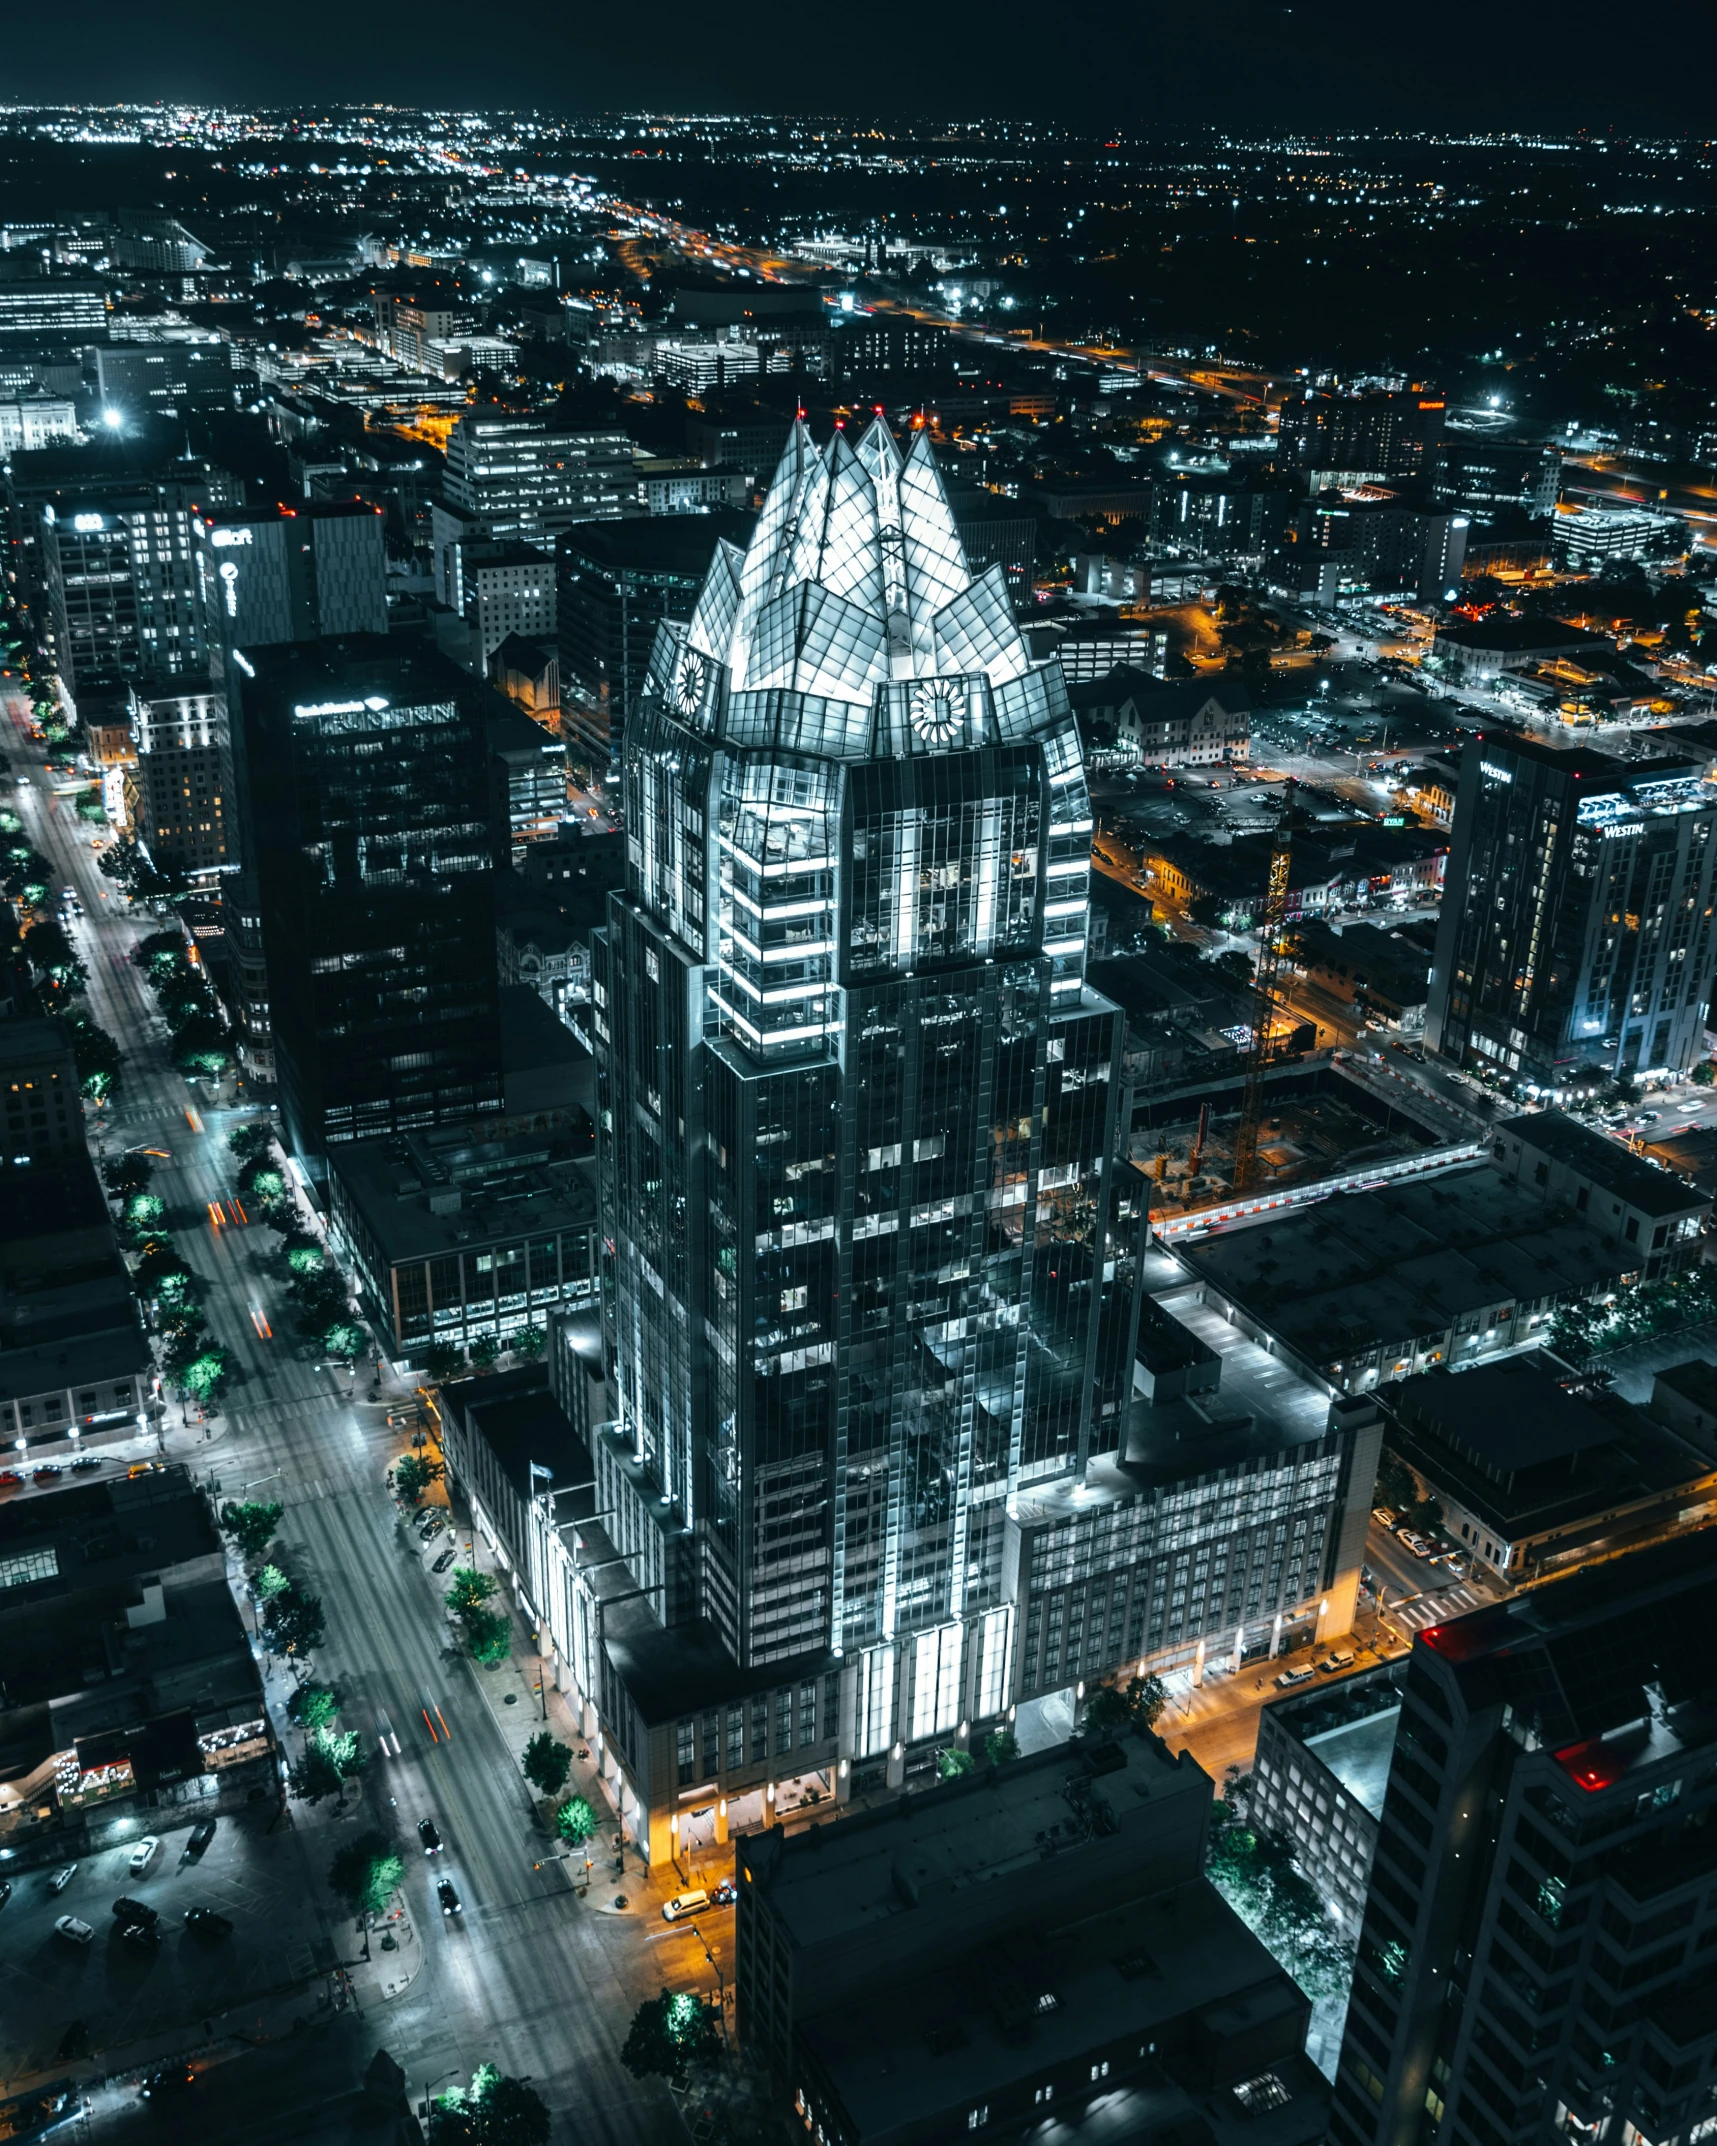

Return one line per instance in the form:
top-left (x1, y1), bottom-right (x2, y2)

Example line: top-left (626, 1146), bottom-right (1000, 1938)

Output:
top-left (1231, 780), bottom-right (1296, 1195)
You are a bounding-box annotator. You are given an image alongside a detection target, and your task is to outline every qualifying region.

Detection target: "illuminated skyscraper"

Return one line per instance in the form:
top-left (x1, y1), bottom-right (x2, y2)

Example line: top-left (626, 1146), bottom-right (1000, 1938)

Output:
top-left (591, 420), bottom-right (1125, 1807)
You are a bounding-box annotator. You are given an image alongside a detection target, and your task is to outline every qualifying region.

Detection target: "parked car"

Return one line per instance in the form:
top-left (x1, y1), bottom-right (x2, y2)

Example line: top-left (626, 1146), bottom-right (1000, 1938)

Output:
top-left (49, 1864), bottom-right (78, 1894)
top-left (418, 1818), bottom-right (443, 1856)
top-left (436, 1877), bottom-right (462, 1917)
top-left (0, 1470), bottom-right (20, 1490)
top-left (1316, 1651), bottom-right (1356, 1675)
top-left (710, 1878), bottom-right (737, 1907)
top-left (663, 1888), bottom-right (710, 1923)
top-left (1371, 1508), bottom-right (1396, 1528)
top-left (1394, 1523), bottom-right (1418, 1544)
top-left (32, 1464), bottom-right (62, 1483)
top-left (120, 1919), bottom-right (162, 1951)
top-left (432, 1545), bottom-right (457, 1573)
top-left (419, 1515), bottom-right (446, 1542)
top-left (54, 1916), bottom-right (94, 1945)
top-left (111, 1897), bottom-right (158, 1926)
top-left (1274, 1666), bottom-right (1315, 1689)
top-left (187, 1820), bottom-right (216, 1857)
top-left (184, 1907), bottom-right (232, 1937)
top-left (128, 1836), bottom-right (160, 1875)
top-left (70, 1454), bottom-right (105, 1473)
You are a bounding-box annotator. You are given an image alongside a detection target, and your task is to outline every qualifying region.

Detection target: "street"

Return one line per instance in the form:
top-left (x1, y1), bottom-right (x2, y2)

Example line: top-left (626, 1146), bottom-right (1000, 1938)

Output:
top-left (6, 699), bottom-right (714, 2144)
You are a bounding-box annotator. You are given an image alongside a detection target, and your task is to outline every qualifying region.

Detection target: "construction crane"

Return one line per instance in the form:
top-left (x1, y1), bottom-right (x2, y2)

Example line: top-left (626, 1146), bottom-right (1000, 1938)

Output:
top-left (1230, 780), bottom-right (1296, 1196)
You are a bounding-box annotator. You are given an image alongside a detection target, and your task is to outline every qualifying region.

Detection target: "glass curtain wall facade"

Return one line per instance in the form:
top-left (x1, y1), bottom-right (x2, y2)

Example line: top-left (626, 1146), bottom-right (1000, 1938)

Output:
top-left (1426, 735), bottom-right (1717, 1088)
top-left (238, 638), bottom-right (503, 1181)
top-left (595, 421), bottom-right (1124, 1690)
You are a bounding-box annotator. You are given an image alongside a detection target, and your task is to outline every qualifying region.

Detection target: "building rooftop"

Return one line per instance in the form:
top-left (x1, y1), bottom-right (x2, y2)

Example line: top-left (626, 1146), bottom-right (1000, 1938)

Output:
top-left (1497, 1109), bottom-right (1706, 1221)
top-left (1178, 1162), bottom-right (1635, 1374)
top-left (443, 1366), bottom-right (591, 1509)
top-left (1305, 1709), bottom-right (1400, 1819)
top-left (558, 508), bottom-right (752, 579)
top-left (328, 1121), bottom-right (596, 1267)
top-left (800, 1882), bottom-right (1326, 2146)
top-left (1434, 618), bottom-right (1611, 654)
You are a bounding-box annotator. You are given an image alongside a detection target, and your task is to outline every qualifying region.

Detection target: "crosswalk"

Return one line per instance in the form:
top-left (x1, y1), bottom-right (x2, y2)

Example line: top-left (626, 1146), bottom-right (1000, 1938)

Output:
top-left (1385, 1581), bottom-right (1485, 1634)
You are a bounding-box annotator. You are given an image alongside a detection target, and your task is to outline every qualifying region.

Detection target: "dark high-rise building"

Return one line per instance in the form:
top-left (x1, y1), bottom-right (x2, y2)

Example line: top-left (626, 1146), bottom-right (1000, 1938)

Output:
top-left (40, 489), bottom-right (208, 697)
top-left (1426, 735), bottom-right (1717, 1086)
top-left (1329, 1535), bottom-right (1717, 2146)
top-left (236, 638), bottom-right (502, 1179)
top-left (592, 421), bottom-right (1124, 1847)
top-left (197, 500), bottom-right (388, 648)
top-left (1278, 390), bottom-right (1445, 478)
top-left (556, 511), bottom-right (751, 771)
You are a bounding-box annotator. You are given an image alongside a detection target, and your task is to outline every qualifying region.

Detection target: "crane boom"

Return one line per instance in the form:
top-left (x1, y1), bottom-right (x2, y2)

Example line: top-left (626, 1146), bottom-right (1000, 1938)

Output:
top-left (1231, 780), bottom-right (1296, 1195)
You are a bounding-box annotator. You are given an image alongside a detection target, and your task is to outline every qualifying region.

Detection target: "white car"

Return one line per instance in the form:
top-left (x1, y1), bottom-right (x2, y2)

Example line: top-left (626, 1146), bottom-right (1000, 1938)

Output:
top-left (48, 1864), bottom-right (78, 1894)
top-left (128, 1835), bottom-right (160, 1876)
top-left (54, 1915), bottom-right (94, 1945)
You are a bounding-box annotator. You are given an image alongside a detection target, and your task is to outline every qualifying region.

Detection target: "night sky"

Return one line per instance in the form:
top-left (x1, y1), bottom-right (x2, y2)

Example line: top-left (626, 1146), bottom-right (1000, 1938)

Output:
top-left (7, 0), bottom-right (1717, 132)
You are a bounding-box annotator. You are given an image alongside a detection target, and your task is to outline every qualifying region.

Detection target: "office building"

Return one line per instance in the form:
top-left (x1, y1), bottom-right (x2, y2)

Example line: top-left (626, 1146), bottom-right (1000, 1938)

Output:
top-left (440, 411), bottom-right (633, 541)
top-left (1277, 390), bottom-right (1445, 479)
top-left (1250, 1662), bottom-right (1407, 1937)
top-left (431, 531), bottom-right (556, 670)
top-left (653, 339), bottom-right (763, 394)
top-left (197, 500), bottom-right (388, 646)
top-left (127, 688), bottom-right (231, 876)
top-left (0, 395), bottom-right (76, 453)
top-left (828, 313), bottom-right (951, 378)
top-left (92, 338), bottom-right (233, 422)
top-left (556, 510), bottom-right (750, 768)
top-left (488, 699), bottom-right (568, 855)
top-left (1330, 1535), bottom-right (1717, 2146)
top-left (0, 275), bottom-right (106, 339)
top-left (4, 443), bottom-right (237, 623)
top-left (328, 1125), bottom-right (598, 1365)
top-left (590, 419), bottom-right (1129, 1843)
top-left (1381, 1354), bottom-right (1717, 1585)
top-left (739, 1736), bottom-right (1330, 2146)
top-left (235, 637), bottom-right (503, 1181)
top-left (377, 292), bottom-right (461, 372)
top-left (0, 1468), bottom-right (273, 1858)
top-left (39, 490), bottom-right (207, 696)
top-left (1426, 736), bottom-right (1717, 1084)
top-left (0, 1128), bottom-right (152, 1461)
top-left (1, 1015), bottom-right (84, 1167)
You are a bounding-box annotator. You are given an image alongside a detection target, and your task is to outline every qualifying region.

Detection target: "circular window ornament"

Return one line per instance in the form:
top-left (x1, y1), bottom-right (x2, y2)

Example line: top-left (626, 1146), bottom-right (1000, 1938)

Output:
top-left (909, 680), bottom-right (963, 747)
top-left (671, 648), bottom-right (707, 713)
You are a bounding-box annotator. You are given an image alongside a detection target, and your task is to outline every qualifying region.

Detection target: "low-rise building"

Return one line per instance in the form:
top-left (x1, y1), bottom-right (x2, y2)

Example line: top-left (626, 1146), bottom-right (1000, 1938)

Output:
top-left (1488, 1109), bottom-right (1708, 1276)
top-left (126, 688), bottom-right (231, 877)
top-left (1292, 922), bottom-right (1430, 1032)
top-left (328, 1123), bottom-right (599, 1366)
top-left (487, 632), bottom-right (560, 731)
top-left (1178, 1160), bottom-right (1642, 1394)
top-left (0, 1467), bottom-right (273, 1859)
top-left (1381, 1353), bottom-right (1717, 1582)
top-left (1250, 1662), bottom-right (1407, 1937)
top-left (487, 702), bottom-right (566, 858)
top-left (738, 1735), bottom-right (1330, 2146)
top-left (1071, 667), bottom-right (1250, 768)
top-left (1430, 617), bottom-right (1612, 681)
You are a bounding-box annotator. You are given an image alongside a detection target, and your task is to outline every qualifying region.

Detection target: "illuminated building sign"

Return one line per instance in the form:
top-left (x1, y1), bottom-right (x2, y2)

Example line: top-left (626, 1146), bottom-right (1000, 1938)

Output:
top-left (293, 697), bottom-right (389, 718)
top-left (72, 512), bottom-right (104, 533)
top-left (1479, 761), bottom-right (1512, 784)
top-left (209, 526), bottom-right (253, 549)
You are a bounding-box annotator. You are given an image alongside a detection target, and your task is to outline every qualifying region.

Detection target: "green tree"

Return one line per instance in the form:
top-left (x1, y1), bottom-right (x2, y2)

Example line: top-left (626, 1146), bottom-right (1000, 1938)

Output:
top-left (155, 1267), bottom-right (199, 1316)
top-left (620, 1990), bottom-right (722, 2082)
top-left (135, 1237), bottom-right (189, 1295)
top-left (252, 1563), bottom-right (289, 1607)
top-left (220, 1499), bottom-right (282, 1560)
top-left (289, 1725), bottom-right (367, 1805)
top-left (1375, 1452), bottom-right (1418, 1515)
top-left (176, 1344), bottom-right (231, 1403)
top-left (936, 1746), bottom-right (975, 1779)
top-left (287, 1244), bottom-right (324, 1277)
top-left (264, 1585), bottom-right (326, 1659)
top-left (465, 1608), bottom-right (511, 1665)
top-left (327, 1831), bottom-right (404, 1918)
top-left (62, 1007), bottom-right (120, 1098)
top-left (324, 1319), bottom-right (367, 1362)
top-left (521, 1732), bottom-right (573, 1799)
top-left (227, 1120), bottom-right (273, 1166)
top-left (122, 1191), bottom-right (167, 1244)
top-left (102, 1151), bottom-right (153, 1202)
top-left (395, 1453), bottom-right (444, 1506)
top-left (427, 2063), bottom-right (551, 2146)
top-left (243, 1163), bottom-right (288, 1204)
top-left (446, 1566), bottom-right (498, 1621)
top-left (287, 1680), bottom-right (341, 1732)
top-left (1693, 1061), bottom-right (1717, 1088)
top-left (424, 1341), bottom-right (465, 1382)
top-left (1085, 1672), bottom-right (1167, 1737)
top-left (468, 1333), bottom-right (501, 1372)
top-left (555, 1795), bottom-right (597, 1846)
top-left (511, 1324), bottom-right (546, 1360)
top-left (984, 1728), bottom-right (1019, 1768)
